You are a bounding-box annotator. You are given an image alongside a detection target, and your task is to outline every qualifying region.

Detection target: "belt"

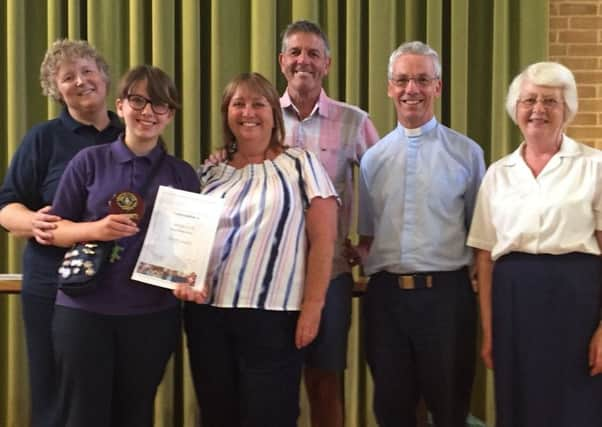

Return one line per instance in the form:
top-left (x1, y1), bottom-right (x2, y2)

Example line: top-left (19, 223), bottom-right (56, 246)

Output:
top-left (397, 274), bottom-right (433, 290)
top-left (377, 268), bottom-right (467, 290)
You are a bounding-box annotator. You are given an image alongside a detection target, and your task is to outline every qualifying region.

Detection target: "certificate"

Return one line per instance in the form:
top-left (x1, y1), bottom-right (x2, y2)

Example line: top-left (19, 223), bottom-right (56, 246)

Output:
top-left (132, 185), bottom-right (224, 290)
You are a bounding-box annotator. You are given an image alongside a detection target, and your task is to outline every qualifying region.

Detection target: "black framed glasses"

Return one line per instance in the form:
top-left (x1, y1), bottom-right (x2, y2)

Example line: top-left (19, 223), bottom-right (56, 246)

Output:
top-left (126, 94), bottom-right (171, 115)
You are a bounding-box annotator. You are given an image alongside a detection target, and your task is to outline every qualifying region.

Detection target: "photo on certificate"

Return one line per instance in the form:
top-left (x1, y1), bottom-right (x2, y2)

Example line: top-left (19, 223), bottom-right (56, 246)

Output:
top-left (132, 186), bottom-right (224, 290)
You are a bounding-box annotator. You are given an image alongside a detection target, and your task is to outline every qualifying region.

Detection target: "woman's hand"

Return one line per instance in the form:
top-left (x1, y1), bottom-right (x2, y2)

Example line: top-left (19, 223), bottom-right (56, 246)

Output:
top-left (475, 249), bottom-right (494, 370)
top-left (48, 215), bottom-right (139, 248)
top-left (296, 196), bottom-right (337, 349)
top-left (588, 323), bottom-right (602, 376)
top-left (481, 332), bottom-right (494, 370)
top-left (295, 301), bottom-right (323, 349)
top-left (93, 214), bottom-right (140, 241)
top-left (172, 283), bottom-right (207, 304)
top-left (0, 203), bottom-right (62, 242)
top-left (32, 206), bottom-right (62, 245)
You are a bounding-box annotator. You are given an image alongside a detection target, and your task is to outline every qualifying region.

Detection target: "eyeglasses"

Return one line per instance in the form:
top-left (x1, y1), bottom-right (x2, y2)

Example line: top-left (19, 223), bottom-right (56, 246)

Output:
top-left (126, 94), bottom-right (171, 115)
top-left (517, 96), bottom-right (563, 109)
top-left (390, 75), bottom-right (438, 88)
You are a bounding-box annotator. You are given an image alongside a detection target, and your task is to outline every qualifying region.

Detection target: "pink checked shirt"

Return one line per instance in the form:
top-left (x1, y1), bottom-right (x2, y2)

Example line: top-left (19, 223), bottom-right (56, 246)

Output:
top-left (281, 89), bottom-right (379, 277)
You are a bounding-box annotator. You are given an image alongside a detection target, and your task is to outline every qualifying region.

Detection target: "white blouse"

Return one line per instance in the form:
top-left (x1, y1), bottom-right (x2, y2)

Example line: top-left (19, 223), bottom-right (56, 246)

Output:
top-left (467, 135), bottom-right (602, 260)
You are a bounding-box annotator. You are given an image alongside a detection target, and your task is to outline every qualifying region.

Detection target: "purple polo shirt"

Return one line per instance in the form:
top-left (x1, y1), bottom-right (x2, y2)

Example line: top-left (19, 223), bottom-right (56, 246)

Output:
top-left (52, 137), bottom-right (200, 315)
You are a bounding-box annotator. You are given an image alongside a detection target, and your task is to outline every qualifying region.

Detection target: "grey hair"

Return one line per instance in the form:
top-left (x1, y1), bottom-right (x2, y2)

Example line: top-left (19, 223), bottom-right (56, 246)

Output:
top-left (280, 20), bottom-right (330, 57)
top-left (387, 41), bottom-right (441, 80)
top-left (505, 61), bottom-right (578, 125)
top-left (40, 39), bottom-right (110, 104)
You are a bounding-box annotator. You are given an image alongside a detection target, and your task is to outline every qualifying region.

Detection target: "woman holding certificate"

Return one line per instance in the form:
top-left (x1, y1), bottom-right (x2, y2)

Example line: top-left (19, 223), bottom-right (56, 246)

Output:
top-left (174, 72), bottom-right (338, 427)
top-left (48, 65), bottom-right (199, 426)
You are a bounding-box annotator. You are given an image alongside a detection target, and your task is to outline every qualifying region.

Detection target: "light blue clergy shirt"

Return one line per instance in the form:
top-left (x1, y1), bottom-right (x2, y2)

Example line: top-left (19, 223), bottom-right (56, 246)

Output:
top-left (358, 117), bottom-right (485, 275)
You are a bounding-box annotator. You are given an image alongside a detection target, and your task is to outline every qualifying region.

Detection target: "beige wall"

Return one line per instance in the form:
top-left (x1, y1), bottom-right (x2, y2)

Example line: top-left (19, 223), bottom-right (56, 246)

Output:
top-left (549, 0), bottom-right (602, 149)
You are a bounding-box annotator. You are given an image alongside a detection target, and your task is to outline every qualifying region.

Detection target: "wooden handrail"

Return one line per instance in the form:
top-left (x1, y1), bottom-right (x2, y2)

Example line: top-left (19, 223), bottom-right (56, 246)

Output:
top-left (0, 274), bottom-right (22, 293)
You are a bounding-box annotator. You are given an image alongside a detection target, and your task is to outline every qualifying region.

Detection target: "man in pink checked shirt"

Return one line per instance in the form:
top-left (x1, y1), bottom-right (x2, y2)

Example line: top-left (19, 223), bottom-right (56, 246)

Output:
top-left (279, 20), bottom-right (379, 427)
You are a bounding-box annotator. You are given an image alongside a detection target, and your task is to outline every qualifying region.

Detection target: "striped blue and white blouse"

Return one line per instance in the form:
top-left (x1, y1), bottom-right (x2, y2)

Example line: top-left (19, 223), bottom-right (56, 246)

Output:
top-left (199, 147), bottom-right (338, 311)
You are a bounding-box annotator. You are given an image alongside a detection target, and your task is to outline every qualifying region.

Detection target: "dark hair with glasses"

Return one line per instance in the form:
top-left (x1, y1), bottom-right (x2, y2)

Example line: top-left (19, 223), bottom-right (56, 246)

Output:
top-left (117, 65), bottom-right (180, 150)
top-left (117, 65), bottom-right (180, 113)
top-left (125, 94), bottom-right (170, 115)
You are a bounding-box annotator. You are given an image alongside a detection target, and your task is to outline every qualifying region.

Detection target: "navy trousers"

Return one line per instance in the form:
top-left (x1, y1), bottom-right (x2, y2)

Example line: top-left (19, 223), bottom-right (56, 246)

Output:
top-left (21, 292), bottom-right (58, 427)
top-left (493, 252), bottom-right (602, 427)
top-left (363, 268), bottom-right (476, 427)
top-left (52, 305), bottom-right (180, 427)
top-left (184, 304), bottom-right (303, 427)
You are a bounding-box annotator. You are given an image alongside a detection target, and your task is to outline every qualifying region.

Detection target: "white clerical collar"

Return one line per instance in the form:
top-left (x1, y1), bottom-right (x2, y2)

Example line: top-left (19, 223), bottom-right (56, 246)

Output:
top-left (398, 117), bottom-right (438, 137)
top-left (404, 127), bottom-right (422, 137)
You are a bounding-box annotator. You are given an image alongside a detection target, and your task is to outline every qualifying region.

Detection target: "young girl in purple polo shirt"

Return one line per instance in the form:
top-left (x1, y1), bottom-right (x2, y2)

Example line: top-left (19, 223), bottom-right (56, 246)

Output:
top-left (49, 65), bottom-right (199, 426)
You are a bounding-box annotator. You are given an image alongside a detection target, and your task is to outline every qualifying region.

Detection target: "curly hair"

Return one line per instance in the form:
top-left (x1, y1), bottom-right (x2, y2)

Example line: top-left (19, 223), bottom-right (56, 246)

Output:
top-left (40, 39), bottom-right (110, 103)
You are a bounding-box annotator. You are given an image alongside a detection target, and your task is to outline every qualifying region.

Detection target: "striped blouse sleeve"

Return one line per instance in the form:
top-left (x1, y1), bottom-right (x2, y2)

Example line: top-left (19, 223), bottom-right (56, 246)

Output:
top-left (298, 149), bottom-right (340, 206)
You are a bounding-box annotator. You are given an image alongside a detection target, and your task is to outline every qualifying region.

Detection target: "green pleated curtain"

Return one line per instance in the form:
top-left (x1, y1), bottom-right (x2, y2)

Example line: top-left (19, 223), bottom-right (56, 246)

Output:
top-left (0, 0), bottom-right (547, 426)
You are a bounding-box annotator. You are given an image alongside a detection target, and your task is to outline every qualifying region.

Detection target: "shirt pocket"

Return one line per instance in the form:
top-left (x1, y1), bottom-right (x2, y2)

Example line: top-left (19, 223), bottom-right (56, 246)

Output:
top-left (317, 137), bottom-right (343, 182)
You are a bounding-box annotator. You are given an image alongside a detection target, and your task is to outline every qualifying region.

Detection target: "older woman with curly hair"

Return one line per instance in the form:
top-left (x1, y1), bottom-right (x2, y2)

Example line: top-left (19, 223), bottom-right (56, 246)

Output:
top-left (0, 39), bottom-right (122, 426)
top-left (468, 62), bottom-right (602, 427)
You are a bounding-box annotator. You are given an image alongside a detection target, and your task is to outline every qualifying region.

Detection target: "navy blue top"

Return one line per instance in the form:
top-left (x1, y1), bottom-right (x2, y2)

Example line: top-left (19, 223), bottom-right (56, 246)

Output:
top-left (52, 138), bottom-right (200, 315)
top-left (0, 108), bottom-right (123, 298)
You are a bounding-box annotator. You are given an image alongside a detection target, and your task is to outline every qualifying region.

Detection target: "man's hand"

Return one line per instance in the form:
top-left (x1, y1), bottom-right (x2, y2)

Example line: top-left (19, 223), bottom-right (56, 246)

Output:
top-left (343, 238), bottom-right (368, 266)
top-left (469, 263), bottom-right (478, 293)
top-left (204, 149), bottom-right (228, 165)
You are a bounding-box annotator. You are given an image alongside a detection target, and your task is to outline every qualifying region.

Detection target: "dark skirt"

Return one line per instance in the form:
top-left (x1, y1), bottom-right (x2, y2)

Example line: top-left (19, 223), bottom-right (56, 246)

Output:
top-left (492, 252), bottom-right (602, 427)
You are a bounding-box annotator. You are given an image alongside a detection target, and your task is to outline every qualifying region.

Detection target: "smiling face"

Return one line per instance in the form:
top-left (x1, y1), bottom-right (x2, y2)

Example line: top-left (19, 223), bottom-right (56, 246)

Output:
top-left (279, 32), bottom-right (331, 99)
top-left (116, 79), bottom-right (173, 150)
top-left (387, 54), bottom-right (441, 129)
top-left (55, 57), bottom-right (108, 117)
top-left (516, 81), bottom-right (565, 143)
top-left (227, 84), bottom-right (274, 151)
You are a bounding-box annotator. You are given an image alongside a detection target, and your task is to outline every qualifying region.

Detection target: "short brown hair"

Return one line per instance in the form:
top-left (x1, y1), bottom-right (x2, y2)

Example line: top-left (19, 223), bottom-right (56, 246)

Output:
top-left (220, 72), bottom-right (285, 155)
top-left (117, 65), bottom-right (180, 111)
top-left (40, 39), bottom-right (110, 103)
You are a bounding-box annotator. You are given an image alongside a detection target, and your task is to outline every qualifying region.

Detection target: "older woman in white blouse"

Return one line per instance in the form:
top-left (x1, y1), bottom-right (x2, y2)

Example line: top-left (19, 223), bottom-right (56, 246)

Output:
top-left (468, 62), bottom-right (602, 427)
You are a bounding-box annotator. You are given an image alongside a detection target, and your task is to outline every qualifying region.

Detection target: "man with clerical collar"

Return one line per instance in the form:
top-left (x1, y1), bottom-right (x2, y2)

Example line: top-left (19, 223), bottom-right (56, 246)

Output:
top-left (356, 41), bottom-right (486, 426)
top-left (279, 20), bottom-right (380, 427)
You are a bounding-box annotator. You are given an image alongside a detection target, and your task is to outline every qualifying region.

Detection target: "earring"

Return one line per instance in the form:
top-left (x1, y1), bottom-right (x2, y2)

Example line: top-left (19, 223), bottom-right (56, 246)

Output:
top-left (227, 140), bottom-right (238, 155)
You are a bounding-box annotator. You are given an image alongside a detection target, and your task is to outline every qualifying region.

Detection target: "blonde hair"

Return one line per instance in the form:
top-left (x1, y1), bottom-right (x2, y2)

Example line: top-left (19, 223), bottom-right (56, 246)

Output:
top-left (40, 39), bottom-right (110, 104)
